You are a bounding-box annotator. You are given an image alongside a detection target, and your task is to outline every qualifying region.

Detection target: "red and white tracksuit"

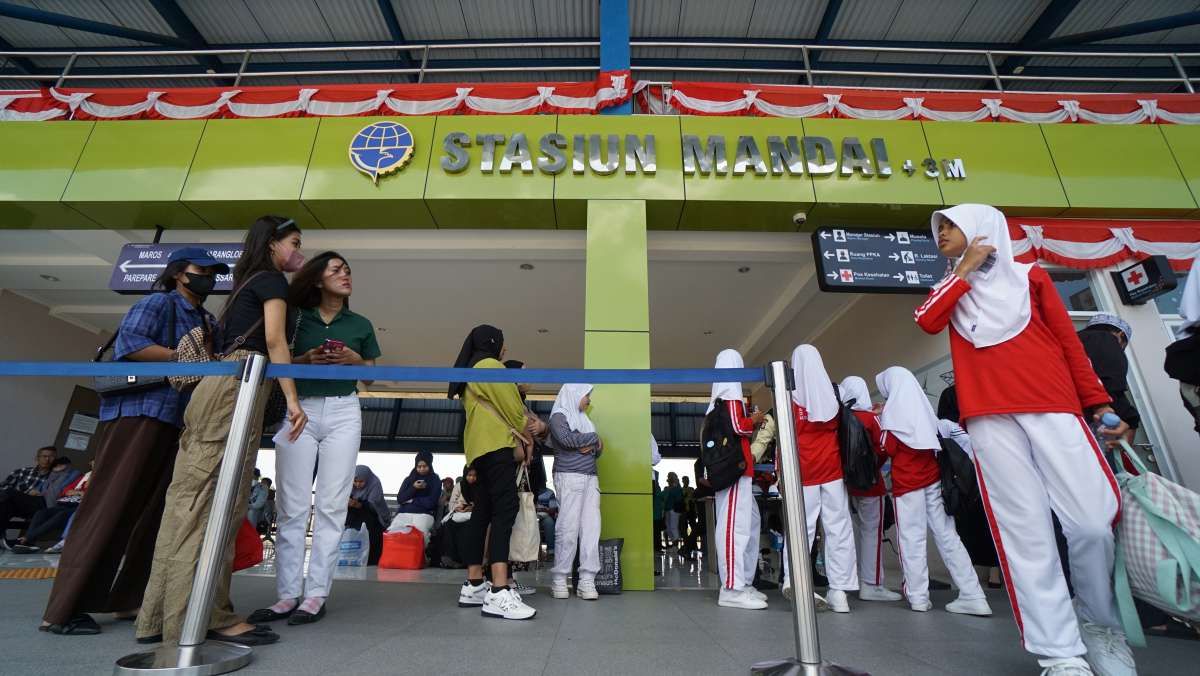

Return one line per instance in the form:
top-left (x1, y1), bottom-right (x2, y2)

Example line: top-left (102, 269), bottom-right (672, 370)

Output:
top-left (882, 432), bottom-right (985, 608)
top-left (781, 405), bottom-right (858, 592)
top-left (917, 266), bottom-right (1121, 658)
top-left (713, 400), bottom-right (760, 591)
top-left (847, 409), bottom-right (888, 588)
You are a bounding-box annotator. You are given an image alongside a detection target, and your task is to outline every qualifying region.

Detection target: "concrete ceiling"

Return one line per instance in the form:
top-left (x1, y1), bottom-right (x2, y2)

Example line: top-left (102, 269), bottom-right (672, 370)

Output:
top-left (0, 227), bottom-right (950, 396)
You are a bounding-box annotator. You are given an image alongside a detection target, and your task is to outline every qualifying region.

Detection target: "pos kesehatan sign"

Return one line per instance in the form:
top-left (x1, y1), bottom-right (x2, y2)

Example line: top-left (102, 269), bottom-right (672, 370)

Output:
top-left (109, 243), bottom-right (241, 295)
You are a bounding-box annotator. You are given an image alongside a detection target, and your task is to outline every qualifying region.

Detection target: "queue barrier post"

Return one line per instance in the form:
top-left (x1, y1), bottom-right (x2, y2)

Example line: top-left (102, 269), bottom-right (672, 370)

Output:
top-left (114, 354), bottom-right (269, 676)
top-left (751, 360), bottom-right (868, 676)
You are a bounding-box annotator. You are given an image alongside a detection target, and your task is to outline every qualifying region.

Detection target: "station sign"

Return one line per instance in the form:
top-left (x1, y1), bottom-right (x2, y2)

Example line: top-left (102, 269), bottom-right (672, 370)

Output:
top-left (812, 226), bottom-right (947, 294)
top-left (108, 243), bottom-right (241, 295)
top-left (1111, 255), bottom-right (1177, 305)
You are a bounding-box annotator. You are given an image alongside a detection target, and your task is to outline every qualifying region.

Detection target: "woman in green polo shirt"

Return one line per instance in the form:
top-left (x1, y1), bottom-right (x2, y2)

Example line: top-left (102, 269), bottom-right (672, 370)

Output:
top-left (248, 251), bottom-right (380, 628)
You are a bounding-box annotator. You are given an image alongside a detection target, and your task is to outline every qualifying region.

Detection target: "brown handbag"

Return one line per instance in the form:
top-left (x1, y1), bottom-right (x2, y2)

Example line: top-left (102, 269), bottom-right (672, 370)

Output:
top-left (474, 396), bottom-right (533, 464)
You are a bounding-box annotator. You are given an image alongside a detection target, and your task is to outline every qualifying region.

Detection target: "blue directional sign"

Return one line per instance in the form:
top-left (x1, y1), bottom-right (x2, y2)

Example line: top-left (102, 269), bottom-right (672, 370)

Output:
top-left (812, 226), bottom-right (948, 294)
top-left (108, 243), bottom-right (242, 295)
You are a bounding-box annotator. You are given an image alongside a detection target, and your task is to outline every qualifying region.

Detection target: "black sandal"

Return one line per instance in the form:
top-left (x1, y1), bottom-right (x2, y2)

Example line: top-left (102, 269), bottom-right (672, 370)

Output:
top-left (39, 614), bottom-right (101, 636)
top-left (207, 625), bottom-right (280, 646)
top-left (247, 599), bottom-right (300, 624)
top-left (136, 634), bottom-right (162, 645)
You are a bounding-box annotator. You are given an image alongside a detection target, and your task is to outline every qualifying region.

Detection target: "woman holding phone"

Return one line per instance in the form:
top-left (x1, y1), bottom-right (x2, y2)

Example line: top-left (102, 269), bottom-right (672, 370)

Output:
top-left (137, 215), bottom-right (307, 647)
top-left (248, 251), bottom-right (380, 627)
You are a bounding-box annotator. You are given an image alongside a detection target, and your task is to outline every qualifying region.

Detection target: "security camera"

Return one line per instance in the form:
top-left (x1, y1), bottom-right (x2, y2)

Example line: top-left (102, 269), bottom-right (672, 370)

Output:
top-left (792, 211), bottom-right (808, 226)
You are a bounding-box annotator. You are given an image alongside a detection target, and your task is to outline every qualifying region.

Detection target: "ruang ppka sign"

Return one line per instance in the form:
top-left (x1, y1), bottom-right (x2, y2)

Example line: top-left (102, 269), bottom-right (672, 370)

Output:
top-left (347, 121), bottom-right (969, 181)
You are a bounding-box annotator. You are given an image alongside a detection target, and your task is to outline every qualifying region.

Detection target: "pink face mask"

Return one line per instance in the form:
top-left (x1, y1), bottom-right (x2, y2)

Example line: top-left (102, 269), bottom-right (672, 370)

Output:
top-left (281, 250), bottom-right (305, 273)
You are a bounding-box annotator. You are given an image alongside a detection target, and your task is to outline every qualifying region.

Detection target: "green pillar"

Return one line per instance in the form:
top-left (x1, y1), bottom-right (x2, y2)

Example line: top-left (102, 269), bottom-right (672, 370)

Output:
top-left (584, 199), bottom-right (653, 591)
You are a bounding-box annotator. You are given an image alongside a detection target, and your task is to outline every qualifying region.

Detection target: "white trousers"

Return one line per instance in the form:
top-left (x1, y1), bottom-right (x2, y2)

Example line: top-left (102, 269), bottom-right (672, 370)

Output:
top-left (968, 412), bottom-right (1121, 659)
top-left (893, 484), bottom-right (986, 607)
top-left (551, 472), bottom-right (601, 582)
top-left (714, 475), bottom-right (760, 590)
top-left (273, 395), bottom-right (361, 600)
top-left (783, 479), bottom-right (859, 591)
top-left (851, 494), bottom-right (886, 587)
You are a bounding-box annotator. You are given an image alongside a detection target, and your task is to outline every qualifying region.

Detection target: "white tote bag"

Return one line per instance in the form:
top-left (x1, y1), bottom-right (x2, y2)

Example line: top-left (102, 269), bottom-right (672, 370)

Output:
top-left (509, 465), bottom-right (541, 563)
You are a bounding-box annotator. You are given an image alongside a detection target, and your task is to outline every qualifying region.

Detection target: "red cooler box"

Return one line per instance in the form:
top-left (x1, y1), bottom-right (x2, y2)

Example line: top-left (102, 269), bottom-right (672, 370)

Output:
top-left (379, 527), bottom-right (425, 569)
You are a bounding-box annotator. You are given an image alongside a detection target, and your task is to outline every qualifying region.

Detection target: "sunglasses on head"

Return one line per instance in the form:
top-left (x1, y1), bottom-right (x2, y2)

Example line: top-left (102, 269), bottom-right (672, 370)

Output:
top-left (274, 218), bottom-right (296, 232)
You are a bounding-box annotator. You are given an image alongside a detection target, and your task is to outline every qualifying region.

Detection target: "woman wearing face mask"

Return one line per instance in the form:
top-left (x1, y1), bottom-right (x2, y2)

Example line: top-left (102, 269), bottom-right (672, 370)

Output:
top-left (41, 248), bottom-right (224, 636)
top-left (137, 216), bottom-right (308, 647)
top-left (248, 251), bottom-right (380, 627)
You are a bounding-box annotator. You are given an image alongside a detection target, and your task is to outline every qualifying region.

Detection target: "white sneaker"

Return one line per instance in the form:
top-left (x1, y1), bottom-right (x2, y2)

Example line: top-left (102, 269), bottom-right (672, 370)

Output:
top-left (511, 578), bottom-right (537, 596)
top-left (742, 586), bottom-right (767, 602)
top-left (813, 593), bottom-right (829, 611)
top-left (1040, 657), bottom-right (1094, 675)
top-left (45, 541), bottom-right (65, 554)
top-left (946, 596), bottom-right (993, 617)
top-left (859, 584), bottom-right (902, 602)
top-left (577, 580), bottom-right (599, 601)
top-left (550, 578), bottom-right (570, 599)
top-left (1078, 620), bottom-right (1136, 676)
top-left (481, 588), bottom-right (537, 620)
top-left (910, 600), bottom-right (933, 612)
top-left (781, 584), bottom-right (792, 601)
top-left (457, 580), bottom-right (490, 607)
top-left (718, 588), bottom-right (767, 610)
top-left (826, 589), bottom-right (850, 613)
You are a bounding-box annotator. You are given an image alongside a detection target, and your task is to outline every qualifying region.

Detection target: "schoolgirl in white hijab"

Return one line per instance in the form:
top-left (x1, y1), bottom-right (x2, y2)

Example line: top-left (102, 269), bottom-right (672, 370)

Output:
top-left (705, 348), bottom-right (766, 611)
top-left (1180, 255), bottom-right (1200, 329)
top-left (780, 345), bottom-right (858, 613)
top-left (837, 376), bottom-right (874, 413)
top-left (547, 383), bottom-right (604, 601)
top-left (551, 383), bottom-right (596, 434)
top-left (876, 367), bottom-right (941, 451)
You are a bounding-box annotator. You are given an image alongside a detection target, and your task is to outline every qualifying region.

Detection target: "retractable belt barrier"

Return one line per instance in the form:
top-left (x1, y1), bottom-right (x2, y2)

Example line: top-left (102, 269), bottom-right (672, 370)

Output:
top-left (0, 358), bottom-right (862, 676)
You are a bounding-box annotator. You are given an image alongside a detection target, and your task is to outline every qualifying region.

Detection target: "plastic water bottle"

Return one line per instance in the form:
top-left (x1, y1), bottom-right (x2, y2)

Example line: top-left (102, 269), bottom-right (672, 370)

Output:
top-left (1100, 412), bottom-right (1121, 429)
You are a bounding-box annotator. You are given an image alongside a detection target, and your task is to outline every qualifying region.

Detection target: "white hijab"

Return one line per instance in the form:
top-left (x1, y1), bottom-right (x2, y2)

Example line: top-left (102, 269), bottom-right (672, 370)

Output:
top-left (1180, 255), bottom-right (1200, 328)
top-left (790, 345), bottom-right (838, 423)
top-left (936, 419), bottom-right (974, 459)
top-left (876, 366), bottom-right (940, 450)
top-left (551, 383), bottom-right (595, 434)
top-left (708, 348), bottom-right (745, 414)
top-left (650, 434), bottom-right (661, 466)
top-left (838, 376), bottom-right (873, 413)
top-left (931, 204), bottom-right (1033, 348)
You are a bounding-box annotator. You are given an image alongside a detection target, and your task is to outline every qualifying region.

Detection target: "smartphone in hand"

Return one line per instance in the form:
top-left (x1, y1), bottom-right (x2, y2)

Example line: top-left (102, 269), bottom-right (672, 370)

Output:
top-left (322, 338), bottom-right (345, 353)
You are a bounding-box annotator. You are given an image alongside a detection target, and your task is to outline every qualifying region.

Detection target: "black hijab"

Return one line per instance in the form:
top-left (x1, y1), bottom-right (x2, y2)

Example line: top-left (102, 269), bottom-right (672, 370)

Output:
top-left (459, 464), bottom-right (477, 505)
top-left (937, 385), bottom-right (960, 423)
top-left (448, 325), bottom-right (504, 399)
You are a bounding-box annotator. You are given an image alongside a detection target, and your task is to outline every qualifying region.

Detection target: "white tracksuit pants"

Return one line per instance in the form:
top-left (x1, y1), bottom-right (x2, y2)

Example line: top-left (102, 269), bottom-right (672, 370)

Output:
top-left (551, 472), bottom-right (601, 583)
top-left (714, 475), bottom-right (760, 591)
top-left (893, 483), bottom-right (986, 607)
top-left (967, 412), bottom-right (1121, 659)
top-left (782, 478), bottom-right (859, 591)
top-left (851, 494), bottom-right (886, 587)
top-left (274, 395), bottom-right (362, 600)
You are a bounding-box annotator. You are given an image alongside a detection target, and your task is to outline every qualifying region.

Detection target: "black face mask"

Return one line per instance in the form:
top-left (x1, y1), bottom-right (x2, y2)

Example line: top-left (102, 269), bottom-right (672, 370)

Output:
top-left (182, 272), bottom-right (216, 298)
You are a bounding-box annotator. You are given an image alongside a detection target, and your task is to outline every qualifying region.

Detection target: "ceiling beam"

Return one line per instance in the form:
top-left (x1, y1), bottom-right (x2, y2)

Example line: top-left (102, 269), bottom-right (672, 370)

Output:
top-left (0, 34), bottom-right (34, 74)
top-left (374, 0), bottom-right (417, 83)
top-left (997, 0), bottom-right (1083, 82)
top-left (0, 1), bottom-right (191, 47)
top-left (805, 0), bottom-right (843, 82)
top-left (1037, 10), bottom-right (1200, 48)
top-left (146, 0), bottom-right (226, 83)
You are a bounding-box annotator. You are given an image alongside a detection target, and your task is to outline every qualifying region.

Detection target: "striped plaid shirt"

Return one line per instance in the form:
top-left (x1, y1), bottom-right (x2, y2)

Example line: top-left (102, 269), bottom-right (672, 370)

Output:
top-left (0, 466), bottom-right (48, 493)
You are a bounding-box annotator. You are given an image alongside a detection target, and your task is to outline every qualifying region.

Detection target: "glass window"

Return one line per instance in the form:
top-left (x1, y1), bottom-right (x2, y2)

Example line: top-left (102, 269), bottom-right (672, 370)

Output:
top-left (1049, 271), bottom-right (1098, 312)
top-left (1153, 272), bottom-right (1190, 316)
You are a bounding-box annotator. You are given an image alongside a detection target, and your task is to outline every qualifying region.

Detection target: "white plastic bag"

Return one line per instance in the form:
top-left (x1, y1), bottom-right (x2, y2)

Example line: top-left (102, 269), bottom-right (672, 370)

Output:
top-left (336, 523), bottom-right (370, 567)
top-left (509, 465), bottom-right (541, 563)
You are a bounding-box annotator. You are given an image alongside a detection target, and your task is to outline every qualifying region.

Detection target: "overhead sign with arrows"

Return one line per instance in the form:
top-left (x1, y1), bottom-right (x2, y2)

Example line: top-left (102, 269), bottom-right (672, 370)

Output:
top-left (108, 243), bottom-right (242, 295)
top-left (812, 226), bottom-right (946, 294)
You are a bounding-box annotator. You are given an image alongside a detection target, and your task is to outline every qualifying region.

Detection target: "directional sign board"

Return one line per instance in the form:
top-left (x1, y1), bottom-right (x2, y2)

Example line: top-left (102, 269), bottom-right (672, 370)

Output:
top-left (108, 243), bottom-right (242, 295)
top-left (812, 226), bottom-right (947, 294)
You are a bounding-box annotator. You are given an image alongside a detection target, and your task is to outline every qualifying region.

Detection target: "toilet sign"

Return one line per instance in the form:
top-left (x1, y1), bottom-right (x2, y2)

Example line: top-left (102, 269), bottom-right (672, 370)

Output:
top-left (812, 226), bottom-right (946, 294)
top-left (1111, 255), bottom-right (1176, 305)
top-left (108, 243), bottom-right (242, 295)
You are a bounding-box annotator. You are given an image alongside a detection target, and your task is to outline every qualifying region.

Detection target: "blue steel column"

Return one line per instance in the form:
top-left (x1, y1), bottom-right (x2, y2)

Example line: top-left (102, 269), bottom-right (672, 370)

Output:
top-left (600, 0), bottom-right (632, 115)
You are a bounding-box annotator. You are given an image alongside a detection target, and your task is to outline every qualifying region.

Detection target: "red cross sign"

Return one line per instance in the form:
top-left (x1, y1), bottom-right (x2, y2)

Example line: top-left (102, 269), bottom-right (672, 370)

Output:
top-left (839, 269), bottom-right (854, 283)
top-left (1123, 264), bottom-right (1148, 290)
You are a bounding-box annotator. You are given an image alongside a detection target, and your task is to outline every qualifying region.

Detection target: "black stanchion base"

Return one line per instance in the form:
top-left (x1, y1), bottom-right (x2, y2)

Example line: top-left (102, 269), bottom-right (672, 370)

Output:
top-left (750, 658), bottom-right (870, 676)
top-left (114, 641), bottom-right (252, 676)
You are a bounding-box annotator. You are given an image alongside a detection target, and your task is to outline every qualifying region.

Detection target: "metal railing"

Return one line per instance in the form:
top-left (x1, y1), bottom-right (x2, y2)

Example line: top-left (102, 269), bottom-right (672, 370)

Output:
top-left (0, 39), bottom-right (1195, 93)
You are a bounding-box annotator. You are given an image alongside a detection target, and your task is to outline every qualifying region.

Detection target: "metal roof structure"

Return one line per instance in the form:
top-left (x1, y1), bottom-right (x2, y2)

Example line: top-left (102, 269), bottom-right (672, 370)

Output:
top-left (0, 0), bottom-right (1198, 92)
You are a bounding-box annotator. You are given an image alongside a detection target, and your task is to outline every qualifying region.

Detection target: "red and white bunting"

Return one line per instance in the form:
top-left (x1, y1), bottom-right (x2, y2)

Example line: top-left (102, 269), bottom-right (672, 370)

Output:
top-left (0, 72), bottom-right (630, 121)
top-left (634, 82), bottom-right (1200, 124)
top-left (1007, 218), bottom-right (1200, 271)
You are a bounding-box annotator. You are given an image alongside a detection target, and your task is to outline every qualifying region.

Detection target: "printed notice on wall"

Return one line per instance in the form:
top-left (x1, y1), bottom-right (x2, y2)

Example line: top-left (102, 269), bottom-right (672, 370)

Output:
top-left (69, 413), bottom-right (99, 435)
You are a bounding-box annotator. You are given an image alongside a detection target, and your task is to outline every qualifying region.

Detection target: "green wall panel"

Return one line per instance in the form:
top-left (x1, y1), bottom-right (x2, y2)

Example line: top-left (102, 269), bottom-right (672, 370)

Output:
top-left (0, 122), bottom-right (97, 228)
top-left (922, 121), bottom-right (1068, 214)
top-left (423, 116), bottom-right (556, 229)
top-left (599, 493), bottom-right (653, 591)
top-left (1160, 124), bottom-right (1200, 217)
top-left (301, 116), bottom-right (436, 228)
top-left (678, 116), bottom-right (815, 231)
top-left (584, 200), bottom-right (649, 332)
top-left (181, 118), bottom-right (321, 228)
top-left (63, 120), bottom-right (206, 228)
top-left (1041, 124), bottom-right (1196, 217)
top-left (555, 115), bottom-right (684, 229)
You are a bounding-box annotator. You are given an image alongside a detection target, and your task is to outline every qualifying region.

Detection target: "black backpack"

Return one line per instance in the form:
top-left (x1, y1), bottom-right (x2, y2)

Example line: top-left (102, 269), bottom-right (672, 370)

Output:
top-left (700, 399), bottom-right (748, 493)
top-left (937, 434), bottom-right (979, 517)
top-left (1164, 329), bottom-right (1200, 386)
top-left (832, 385), bottom-right (879, 491)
